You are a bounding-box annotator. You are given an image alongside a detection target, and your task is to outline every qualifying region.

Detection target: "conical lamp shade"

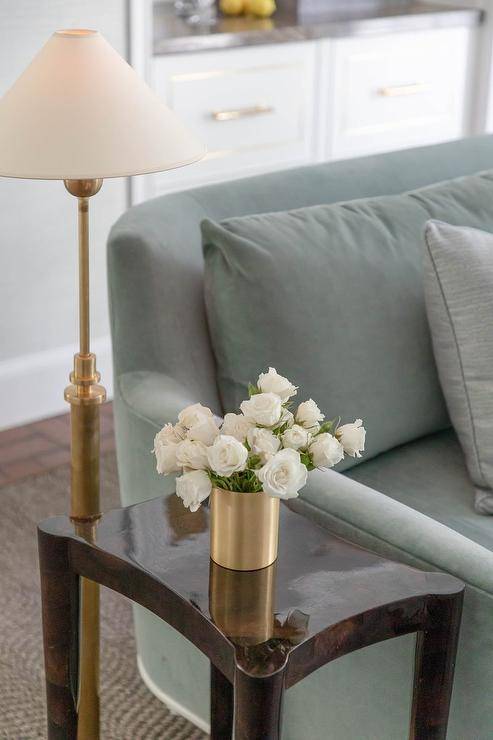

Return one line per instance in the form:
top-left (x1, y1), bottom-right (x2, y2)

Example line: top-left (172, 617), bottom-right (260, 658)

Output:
top-left (0, 29), bottom-right (205, 180)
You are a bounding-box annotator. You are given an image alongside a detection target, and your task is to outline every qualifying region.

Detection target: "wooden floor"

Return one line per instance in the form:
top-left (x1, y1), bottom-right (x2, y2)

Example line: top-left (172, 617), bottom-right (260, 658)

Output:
top-left (0, 403), bottom-right (115, 487)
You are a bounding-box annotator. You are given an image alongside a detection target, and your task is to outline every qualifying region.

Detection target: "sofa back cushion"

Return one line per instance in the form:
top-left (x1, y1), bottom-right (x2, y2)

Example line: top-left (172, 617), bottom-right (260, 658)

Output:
top-left (202, 171), bottom-right (493, 470)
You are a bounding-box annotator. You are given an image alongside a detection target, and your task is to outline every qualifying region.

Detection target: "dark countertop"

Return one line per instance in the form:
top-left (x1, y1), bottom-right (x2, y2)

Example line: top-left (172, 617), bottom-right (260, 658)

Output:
top-left (153, 1), bottom-right (483, 55)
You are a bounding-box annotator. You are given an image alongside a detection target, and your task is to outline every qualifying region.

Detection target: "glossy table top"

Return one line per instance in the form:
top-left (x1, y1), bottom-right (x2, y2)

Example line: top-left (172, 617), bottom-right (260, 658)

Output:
top-left (40, 494), bottom-right (463, 681)
top-left (153, 1), bottom-right (483, 55)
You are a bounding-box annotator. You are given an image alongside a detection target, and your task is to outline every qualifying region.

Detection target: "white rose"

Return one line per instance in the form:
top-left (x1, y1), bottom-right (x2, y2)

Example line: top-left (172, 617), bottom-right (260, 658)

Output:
top-left (176, 439), bottom-right (209, 470)
top-left (295, 399), bottom-right (325, 431)
top-left (176, 470), bottom-right (212, 512)
top-left (178, 403), bottom-right (213, 429)
top-left (207, 435), bottom-right (248, 476)
top-left (154, 442), bottom-right (180, 475)
top-left (258, 448), bottom-right (307, 500)
top-left (187, 416), bottom-right (220, 446)
top-left (336, 419), bottom-right (366, 458)
top-left (240, 392), bottom-right (282, 427)
top-left (281, 424), bottom-right (311, 451)
top-left (221, 413), bottom-right (255, 442)
top-left (247, 427), bottom-right (281, 464)
top-left (309, 433), bottom-right (344, 469)
top-left (257, 367), bottom-right (298, 402)
top-left (153, 425), bottom-right (184, 474)
top-left (154, 423), bottom-right (186, 447)
top-left (279, 408), bottom-right (295, 428)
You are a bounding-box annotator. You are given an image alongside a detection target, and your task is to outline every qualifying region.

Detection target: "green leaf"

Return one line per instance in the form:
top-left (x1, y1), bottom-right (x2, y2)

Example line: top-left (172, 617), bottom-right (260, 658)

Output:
top-left (210, 468), bottom-right (263, 493)
top-left (273, 421), bottom-right (289, 436)
top-left (248, 383), bottom-right (260, 397)
top-left (247, 454), bottom-right (262, 469)
top-left (300, 451), bottom-right (313, 469)
top-left (331, 416), bottom-right (341, 434)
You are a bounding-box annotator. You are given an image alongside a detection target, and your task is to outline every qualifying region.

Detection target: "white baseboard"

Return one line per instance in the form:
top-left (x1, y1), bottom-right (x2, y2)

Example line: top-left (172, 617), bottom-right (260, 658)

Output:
top-left (0, 336), bottom-right (113, 430)
top-left (137, 654), bottom-right (211, 735)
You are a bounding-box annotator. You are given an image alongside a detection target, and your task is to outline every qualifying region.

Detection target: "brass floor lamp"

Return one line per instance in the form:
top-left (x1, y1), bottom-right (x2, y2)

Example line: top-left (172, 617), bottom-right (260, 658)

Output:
top-left (0, 29), bottom-right (204, 737)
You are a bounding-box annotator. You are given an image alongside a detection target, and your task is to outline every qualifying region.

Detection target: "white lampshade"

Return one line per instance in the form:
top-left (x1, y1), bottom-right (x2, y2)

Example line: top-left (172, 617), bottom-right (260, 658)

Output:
top-left (0, 29), bottom-right (205, 180)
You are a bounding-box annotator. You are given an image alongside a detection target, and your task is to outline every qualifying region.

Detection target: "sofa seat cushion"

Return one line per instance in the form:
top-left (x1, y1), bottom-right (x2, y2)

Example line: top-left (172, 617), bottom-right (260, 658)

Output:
top-left (345, 429), bottom-right (493, 550)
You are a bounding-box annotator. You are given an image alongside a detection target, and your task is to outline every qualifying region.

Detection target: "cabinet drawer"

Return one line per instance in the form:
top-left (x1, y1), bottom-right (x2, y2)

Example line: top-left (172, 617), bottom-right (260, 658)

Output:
top-left (329, 27), bottom-right (471, 159)
top-left (148, 43), bottom-right (317, 194)
top-left (168, 61), bottom-right (304, 153)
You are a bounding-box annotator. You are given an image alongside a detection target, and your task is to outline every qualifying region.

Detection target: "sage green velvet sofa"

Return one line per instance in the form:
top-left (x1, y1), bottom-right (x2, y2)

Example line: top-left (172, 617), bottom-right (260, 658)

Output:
top-left (108, 136), bottom-right (493, 739)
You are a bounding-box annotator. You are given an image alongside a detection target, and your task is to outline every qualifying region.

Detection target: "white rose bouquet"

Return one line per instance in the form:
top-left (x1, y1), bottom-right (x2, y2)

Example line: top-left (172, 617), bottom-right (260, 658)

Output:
top-left (153, 367), bottom-right (366, 511)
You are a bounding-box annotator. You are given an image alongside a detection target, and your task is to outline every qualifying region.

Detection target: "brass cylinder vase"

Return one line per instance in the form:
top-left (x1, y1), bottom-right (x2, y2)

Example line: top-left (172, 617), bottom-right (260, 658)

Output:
top-left (209, 487), bottom-right (279, 571)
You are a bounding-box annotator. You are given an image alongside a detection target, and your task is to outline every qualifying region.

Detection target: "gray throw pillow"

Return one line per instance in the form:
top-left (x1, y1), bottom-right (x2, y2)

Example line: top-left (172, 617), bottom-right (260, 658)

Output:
top-left (424, 220), bottom-right (493, 514)
top-left (202, 171), bottom-right (493, 472)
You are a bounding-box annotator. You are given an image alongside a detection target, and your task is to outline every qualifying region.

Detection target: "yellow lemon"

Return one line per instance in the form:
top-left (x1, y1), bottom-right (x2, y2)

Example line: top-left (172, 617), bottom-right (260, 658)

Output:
top-left (245, 0), bottom-right (276, 17)
top-left (220, 0), bottom-right (245, 16)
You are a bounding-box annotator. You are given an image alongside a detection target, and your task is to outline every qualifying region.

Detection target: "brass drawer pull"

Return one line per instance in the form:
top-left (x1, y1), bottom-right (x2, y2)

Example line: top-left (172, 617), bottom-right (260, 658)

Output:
top-left (211, 104), bottom-right (274, 121)
top-left (378, 83), bottom-right (428, 97)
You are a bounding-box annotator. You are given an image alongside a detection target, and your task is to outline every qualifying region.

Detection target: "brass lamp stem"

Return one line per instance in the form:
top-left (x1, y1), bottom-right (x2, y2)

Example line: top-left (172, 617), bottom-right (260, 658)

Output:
top-left (78, 196), bottom-right (90, 356)
top-left (64, 178), bottom-right (104, 521)
top-left (64, 177), bottom-right (104, 740)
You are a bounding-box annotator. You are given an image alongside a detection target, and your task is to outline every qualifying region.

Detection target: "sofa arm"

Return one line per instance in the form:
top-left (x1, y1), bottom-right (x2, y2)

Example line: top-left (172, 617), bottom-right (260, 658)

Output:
top-left (117, 370), bottom-right (202, 429)
top-left (113, 370), bottom-right (202, 507)
top-left (291, 468), bottom-right (493, 594)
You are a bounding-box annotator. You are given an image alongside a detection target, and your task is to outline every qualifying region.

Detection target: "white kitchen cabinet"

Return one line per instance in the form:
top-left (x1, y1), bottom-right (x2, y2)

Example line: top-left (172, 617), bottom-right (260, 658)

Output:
top-left (133, 24), bottom-right (473, 202)
top-left (325, 27), bottom-right (473, 160)
top-left (136, 42), bottom-right (319, 201)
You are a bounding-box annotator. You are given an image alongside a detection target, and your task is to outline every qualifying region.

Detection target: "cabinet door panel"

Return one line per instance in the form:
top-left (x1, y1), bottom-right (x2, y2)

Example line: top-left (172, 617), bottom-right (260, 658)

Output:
top-left (328, 28), bottom-right (471, 159)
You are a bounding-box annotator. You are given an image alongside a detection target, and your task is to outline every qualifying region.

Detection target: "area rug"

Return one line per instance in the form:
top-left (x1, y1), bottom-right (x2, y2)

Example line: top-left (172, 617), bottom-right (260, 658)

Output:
top-left (0, 453), bottom-right (206, 739)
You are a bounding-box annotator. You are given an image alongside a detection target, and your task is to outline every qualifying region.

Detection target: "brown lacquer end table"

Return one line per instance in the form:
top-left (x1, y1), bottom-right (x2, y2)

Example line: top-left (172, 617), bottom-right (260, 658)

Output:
top-left (38, 495), bottom-right (464, 739)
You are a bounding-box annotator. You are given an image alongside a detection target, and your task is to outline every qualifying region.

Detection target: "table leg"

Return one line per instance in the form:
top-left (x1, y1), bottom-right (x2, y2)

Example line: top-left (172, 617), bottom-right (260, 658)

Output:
top-left (210, 663), bottom-right (233, 739)
top-left (38, 530), bottom-right (79, 739)
top-left (234, 665), bottom-right (286, 740)
top-left (410, 592), bottom-right (464, 740)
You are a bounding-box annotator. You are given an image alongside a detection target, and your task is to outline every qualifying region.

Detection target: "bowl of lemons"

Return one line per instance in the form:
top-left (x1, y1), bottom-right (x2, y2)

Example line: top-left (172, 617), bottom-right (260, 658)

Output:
top-left (220, 0), bottom-right (276, 18)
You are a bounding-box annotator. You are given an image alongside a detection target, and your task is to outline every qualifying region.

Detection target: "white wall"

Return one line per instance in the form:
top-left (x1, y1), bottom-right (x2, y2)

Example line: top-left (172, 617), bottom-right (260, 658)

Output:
top-left (0, 1), bottom-right (129, 429)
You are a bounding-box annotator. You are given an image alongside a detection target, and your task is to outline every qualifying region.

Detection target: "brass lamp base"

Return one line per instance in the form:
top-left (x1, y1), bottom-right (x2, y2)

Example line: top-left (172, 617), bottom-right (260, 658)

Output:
top-left (65, 353), bottom-right (106, 521)
top-left (64, 178), bottom-right (104, 739)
